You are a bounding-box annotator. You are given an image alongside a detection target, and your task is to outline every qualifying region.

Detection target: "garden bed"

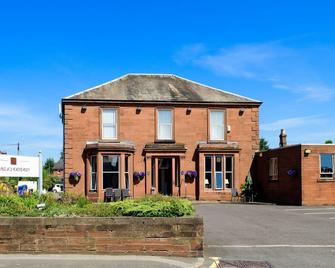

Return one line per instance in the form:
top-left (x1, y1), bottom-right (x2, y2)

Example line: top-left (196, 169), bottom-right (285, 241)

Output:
top-left (0, 194), bottom-right (203, 256)
top-left (0, 194), bottom-right (194, 217)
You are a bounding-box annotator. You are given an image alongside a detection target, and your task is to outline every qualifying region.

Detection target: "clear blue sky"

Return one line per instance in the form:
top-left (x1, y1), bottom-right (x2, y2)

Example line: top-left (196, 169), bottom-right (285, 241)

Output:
top-left (0, 0), bottom-right (334, 160)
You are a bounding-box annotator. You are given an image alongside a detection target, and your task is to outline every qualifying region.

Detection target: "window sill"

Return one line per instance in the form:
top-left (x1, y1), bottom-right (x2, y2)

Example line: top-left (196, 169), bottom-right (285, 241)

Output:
top-left (154, 139), bottom-right (175, 144)
top-left (207, 140), bottom-right (226, 144)
top-left (100, 139), bottom-right (119, 143)
top-left (317, 178), bottom-right (335, 183)
top-left (204, 188), bottom-right (232, 192)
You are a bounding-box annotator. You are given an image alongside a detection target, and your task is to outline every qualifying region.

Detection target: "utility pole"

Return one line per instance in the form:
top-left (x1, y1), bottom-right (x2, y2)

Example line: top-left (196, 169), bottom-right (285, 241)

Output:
top-left (0, 142), bottom-right (20, 155)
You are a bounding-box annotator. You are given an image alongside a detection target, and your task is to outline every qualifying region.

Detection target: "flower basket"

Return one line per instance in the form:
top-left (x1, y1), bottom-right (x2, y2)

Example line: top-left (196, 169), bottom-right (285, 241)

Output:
top-left (287, 169), bottom-right (298, 177)
top-left (183, 170), bottom-right (197, 182)
top-left (70, 171), bottom-right (81, 183)
top-left (133, 171), bottom-right (145, 184)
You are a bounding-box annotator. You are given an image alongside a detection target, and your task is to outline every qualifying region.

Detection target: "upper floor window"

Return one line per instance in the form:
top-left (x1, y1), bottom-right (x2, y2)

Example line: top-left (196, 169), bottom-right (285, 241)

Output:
top-left (102, 109), bottom-right (117, 140)
top-left (210, 110), bottom-right (224, 141)
top-left (269, 157), bottom-right (278, 180)
top-left (157, 109), bottom-right (173, 140)
top-left (320, 154), bottom-right (334, 179)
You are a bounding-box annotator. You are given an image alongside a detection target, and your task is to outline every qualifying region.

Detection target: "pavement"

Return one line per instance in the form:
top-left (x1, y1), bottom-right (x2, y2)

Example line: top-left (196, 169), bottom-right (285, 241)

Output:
top-left (0, 255), bottom-right (204, 268)
top-left (1, 203), bottom-right (335, 267)
top-left (196, 203), bottom-right (335, 268)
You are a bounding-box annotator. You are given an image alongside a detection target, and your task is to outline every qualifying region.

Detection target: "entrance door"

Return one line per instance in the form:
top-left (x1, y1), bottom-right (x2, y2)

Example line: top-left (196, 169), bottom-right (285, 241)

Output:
top-left (158, 158), bottom-right (172, 195)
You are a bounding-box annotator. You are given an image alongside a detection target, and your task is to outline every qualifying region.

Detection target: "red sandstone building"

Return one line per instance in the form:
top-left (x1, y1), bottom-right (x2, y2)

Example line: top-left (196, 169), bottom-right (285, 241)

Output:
top-left (253, 130), bottom-right (335, 205)
top-left (61, 74), bottom-right (261, 201)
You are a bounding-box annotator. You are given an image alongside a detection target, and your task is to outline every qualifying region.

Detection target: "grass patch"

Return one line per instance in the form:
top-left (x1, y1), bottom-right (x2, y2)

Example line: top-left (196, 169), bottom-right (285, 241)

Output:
top-left (0, 193), bottom-right (194, 217)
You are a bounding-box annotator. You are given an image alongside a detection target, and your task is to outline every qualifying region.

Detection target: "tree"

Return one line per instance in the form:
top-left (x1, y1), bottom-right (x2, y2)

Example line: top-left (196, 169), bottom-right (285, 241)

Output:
top-left (325, 140), bottom-right (333, 144)
top-left (43, 158), bottom-right (55, 174)
top-left (43, 169), bottom-right (61, 191)
top-left (259, 138), bottom-right (269, 151)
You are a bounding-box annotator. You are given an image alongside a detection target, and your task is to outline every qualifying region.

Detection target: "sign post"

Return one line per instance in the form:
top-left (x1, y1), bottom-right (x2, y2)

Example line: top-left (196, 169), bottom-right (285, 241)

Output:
top-left (0, 153), bottom-right (43, 194)
top-left (38, 151), bottom-right (43, 194)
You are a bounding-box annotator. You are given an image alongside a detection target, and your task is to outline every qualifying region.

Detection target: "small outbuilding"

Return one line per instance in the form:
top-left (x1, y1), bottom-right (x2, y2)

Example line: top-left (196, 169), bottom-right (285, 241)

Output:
top-left (52, 158), bottom-right (64, 179)
top-left (253, 130), bottom-right (335, 205)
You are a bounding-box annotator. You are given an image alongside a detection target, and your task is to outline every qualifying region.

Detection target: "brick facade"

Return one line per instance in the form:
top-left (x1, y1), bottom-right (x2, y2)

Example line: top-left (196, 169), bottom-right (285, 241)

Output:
top-left (301, 145), bottom-right (335, 205)
top-left (63, 103), bottom-right (260, 201)
top-left (253, 144), bottom-right (335, 205)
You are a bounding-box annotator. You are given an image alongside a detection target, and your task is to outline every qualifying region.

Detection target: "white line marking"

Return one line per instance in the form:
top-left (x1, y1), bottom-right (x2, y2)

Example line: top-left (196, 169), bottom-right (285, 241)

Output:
top-left (285, 207), bottom-right (335, 211)
top-left (304, 212), bottom-right (335, 215)
top-left (208, 245), bottom-right (335, 248)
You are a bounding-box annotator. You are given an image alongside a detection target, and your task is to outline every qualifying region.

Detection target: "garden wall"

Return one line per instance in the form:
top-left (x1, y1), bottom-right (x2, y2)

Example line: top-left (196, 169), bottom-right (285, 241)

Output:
top-left (0, 216), bottom-right (203, 257)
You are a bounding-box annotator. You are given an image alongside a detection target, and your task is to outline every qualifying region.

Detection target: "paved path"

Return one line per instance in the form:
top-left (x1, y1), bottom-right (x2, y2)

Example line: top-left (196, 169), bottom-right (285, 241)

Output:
top-left (0, 255), bottom-right (204, 268)
top-left (195, 203), bottom-right (335, 268)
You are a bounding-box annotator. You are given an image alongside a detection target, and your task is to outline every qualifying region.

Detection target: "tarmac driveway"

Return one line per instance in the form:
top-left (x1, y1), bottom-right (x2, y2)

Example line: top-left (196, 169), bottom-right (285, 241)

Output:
top-left (195, 203), bottom-right (335, 268)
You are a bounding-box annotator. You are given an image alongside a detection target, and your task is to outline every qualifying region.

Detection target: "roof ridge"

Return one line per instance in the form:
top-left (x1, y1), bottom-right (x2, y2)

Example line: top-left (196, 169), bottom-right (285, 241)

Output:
top-left (172, 74), bottom-right (261, 103)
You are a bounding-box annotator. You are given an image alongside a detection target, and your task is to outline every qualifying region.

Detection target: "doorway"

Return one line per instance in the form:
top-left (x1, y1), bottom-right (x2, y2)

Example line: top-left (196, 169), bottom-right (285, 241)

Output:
top-left (158, 158), bottom-right (172, 195)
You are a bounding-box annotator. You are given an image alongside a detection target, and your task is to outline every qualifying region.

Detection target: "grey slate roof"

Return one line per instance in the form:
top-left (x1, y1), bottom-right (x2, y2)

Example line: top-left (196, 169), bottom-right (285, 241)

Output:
top-left (65, 74), bottom-right (261, 104)
top-left (53, 159), bottom-right (64, 171)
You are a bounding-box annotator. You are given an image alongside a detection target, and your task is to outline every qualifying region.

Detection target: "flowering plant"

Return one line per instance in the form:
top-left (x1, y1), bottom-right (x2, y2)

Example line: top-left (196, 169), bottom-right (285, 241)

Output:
top-left (184, 170), bottom-right (197, 179)
top-left (287, 169), bottom-right (297, 177)
top-left (134, 171), bottom-right (145, 180)
top-left (69, 171), bottom-right (81, 182)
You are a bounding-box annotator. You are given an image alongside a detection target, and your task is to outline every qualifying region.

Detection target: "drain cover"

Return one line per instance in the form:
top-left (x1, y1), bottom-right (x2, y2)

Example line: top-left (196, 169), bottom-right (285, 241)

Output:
top-left (216, 260), bottom-right (273, 268)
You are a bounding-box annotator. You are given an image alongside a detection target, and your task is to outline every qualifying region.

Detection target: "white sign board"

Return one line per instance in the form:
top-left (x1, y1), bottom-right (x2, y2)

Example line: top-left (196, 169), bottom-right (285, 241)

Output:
top-left (0, 155), bottom-right (40, 177)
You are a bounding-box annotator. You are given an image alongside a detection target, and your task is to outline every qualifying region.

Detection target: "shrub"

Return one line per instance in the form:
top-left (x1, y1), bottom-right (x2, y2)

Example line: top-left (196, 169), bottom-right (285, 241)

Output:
top-left (0, 194), bottom-right (194, 217)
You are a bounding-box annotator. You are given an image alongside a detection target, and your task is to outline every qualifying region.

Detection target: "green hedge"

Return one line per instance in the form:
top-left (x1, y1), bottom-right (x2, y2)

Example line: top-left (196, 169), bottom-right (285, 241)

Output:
top-left (0, 193), bottom-right (194, 217)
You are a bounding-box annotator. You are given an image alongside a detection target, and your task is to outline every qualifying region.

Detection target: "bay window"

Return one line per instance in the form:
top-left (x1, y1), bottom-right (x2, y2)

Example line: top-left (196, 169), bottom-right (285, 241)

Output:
top-left (205, 155), bottom-right (234, 190)
top-left (225, 156), bottom-right (233, 188)
top-left (215, 156), bottom-right (223, 189)
top-left (205, 156), bottom-right (212, 189)
top-left (90, 155), bottom-right (97, 191)
top-left (125, 155), bottom-right (129, 189)
top-left (103, 155), bottom-right (120, 189)
top-left (102, 109), bottom-right (117, 140)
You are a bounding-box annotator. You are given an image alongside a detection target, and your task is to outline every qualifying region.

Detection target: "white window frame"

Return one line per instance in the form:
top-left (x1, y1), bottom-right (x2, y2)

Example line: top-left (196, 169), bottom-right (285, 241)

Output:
top-left (125, 154), bottom-right (129, 189)
top-left (209, 110), bottom-right (225, 141)
top-left (269, 157), bottom-right (278, 180)
top-left (102, 108), bottom-right (117, 140)
top-left (90, 155), bottom-right (97, 191)
top-left (214, 155), bottom-right (223, 190)
top-left (320, 153), bottom-right (334, 179)
top-left (204, 155), bottom-right (234, 191)
top-left (204, 156), bottom-right (212, 189)
top-left (102, 155), bottom-right (120, 189)
top-left (157, 109), bottom-right (173, 140)
top-left (225, 156), bottom-right (234, 189)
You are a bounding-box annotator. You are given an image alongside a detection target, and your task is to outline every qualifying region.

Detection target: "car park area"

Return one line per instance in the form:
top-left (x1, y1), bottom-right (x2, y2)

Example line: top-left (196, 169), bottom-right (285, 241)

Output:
top-left (195, 203), bottom-right (335, 268)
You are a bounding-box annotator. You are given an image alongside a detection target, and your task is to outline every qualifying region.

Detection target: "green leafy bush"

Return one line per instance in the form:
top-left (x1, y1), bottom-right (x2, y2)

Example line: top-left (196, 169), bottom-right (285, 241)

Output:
top-left (0, 193), bottom-right (194, 217)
